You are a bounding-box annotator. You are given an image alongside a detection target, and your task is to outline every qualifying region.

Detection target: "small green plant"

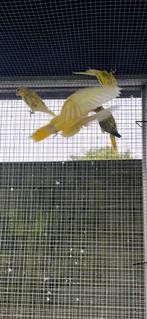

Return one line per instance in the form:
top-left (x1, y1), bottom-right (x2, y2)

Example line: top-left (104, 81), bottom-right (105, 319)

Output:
top-left (70, 147), bottom-right (133, 160)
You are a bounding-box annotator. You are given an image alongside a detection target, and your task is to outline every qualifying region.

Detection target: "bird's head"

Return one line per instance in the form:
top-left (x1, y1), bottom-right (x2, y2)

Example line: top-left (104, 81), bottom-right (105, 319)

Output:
top-left (16, 87), bottom-right (27, 97)
top-left (74, 69), bottom-right (118, 87)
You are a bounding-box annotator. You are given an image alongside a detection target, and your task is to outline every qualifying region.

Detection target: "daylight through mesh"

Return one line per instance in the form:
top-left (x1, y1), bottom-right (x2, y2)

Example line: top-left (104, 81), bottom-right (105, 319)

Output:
top-left (0, 83), bottom-right (144, 319)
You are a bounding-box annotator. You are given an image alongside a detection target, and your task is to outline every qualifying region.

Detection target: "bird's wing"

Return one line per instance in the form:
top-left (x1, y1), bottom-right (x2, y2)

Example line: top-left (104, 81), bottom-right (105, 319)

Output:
top-left (61, 113), bottom-right (102, 137)
top-left (60, 86), bottom-right (121, 124)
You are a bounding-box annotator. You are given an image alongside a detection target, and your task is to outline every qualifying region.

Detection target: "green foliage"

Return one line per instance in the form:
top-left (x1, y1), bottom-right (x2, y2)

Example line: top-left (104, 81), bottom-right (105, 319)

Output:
top-left (71, 147), bottom-right (133, 160)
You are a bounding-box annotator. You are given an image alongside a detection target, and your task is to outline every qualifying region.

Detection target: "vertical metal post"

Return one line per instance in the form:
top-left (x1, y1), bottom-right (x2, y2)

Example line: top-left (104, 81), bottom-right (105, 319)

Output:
top-left (142, 85), bottom-right (147, 318)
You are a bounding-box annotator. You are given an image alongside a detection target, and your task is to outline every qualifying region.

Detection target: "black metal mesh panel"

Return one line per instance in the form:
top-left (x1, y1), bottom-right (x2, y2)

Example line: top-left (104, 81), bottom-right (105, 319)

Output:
top-left (0, 161), bottom-right (144, 318)
top-left (0, 0), bottom-right (146, 77)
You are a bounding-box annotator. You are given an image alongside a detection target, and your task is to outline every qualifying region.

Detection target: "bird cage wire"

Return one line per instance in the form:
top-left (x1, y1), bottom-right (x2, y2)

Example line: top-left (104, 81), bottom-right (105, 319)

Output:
top-left (0, 81), bottom-right (144, 319)
top-left (0, 0), bottom-right (146, 77)
top-left (0, 93), bottom-right (142, 162)
top-left (0, 0), bottom-right (146, 318)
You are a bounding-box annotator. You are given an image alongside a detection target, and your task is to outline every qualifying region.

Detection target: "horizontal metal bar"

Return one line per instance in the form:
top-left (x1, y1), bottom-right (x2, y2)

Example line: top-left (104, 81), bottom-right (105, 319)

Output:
top-left (0, 74), bottom-right (146, 85)
top-left (0, 88), bottom-right (142, 100)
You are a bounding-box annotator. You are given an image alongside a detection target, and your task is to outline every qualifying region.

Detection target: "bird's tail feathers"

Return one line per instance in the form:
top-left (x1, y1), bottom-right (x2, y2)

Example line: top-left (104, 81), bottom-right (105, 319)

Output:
top-left (31, 123), bottom-right (57, 142)
top-left (31, 116), bottom-right (62, 142)
top-left (110, 134), bottom-right (118, 151)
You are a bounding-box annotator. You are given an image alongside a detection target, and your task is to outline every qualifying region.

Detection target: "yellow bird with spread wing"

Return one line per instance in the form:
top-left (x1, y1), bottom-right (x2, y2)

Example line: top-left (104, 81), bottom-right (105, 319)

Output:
top-left (16, 87), bottom-right (55, 116)
top-left (31, 70), bottom-right (121, 142)
top-left (31, 108), bottom-right (113, 141)
top-left (74, 69), bottom-right (121, 151)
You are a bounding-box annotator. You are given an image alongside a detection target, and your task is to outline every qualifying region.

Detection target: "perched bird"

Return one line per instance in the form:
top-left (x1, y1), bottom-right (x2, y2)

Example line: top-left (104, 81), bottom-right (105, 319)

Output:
top-left (16, 87), bottom-right (55, 116)
top-left (94, 106), bottom-right (121, 151)
top-left (31, 70), bottom-right (121, 142)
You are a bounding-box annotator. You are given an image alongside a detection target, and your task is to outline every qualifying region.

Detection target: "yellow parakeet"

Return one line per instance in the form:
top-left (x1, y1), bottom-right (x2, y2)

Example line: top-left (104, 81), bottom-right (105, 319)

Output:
top-left (16, 87), bottom-right (55, 116)
top-left (94, 106), bottom-right (121, 151)
top-left (31, 70), bottom-right (121, 142)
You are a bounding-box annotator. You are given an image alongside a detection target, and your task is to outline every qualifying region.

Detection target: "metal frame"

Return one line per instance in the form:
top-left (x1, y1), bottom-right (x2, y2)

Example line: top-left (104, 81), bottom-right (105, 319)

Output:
top-left (0, 76), bottom-right (144, 99)
top-left (0, 89), bottom-right (141, 100)
top-left (136, 121), bottom-right (147, 128)
top-left (142, 85), bottom-right (147, 318)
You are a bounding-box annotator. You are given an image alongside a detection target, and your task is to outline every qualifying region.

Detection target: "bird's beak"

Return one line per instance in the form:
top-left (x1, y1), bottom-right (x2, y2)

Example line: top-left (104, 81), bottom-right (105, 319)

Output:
top-left (73, 72), bottom-right (89, 76)
top-left (73, 69), bottom-right (99, 77)
top-left (85, 69), bottom-right (99, 76)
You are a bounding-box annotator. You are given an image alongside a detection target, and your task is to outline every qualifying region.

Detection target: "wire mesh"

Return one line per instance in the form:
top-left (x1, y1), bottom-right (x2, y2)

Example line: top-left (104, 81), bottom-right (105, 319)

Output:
top-left (0, 95), bottom-right (142, 162)
top-left (0, 0), bottom-right (146, 317)
top-left (0, 85), bottom-right (144, 318)
top-left (0, 0), bottom-right (146, 77)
